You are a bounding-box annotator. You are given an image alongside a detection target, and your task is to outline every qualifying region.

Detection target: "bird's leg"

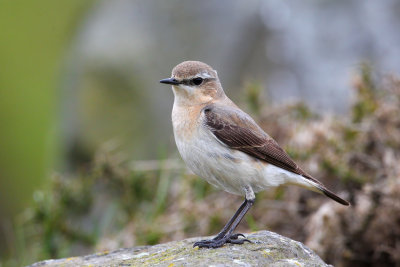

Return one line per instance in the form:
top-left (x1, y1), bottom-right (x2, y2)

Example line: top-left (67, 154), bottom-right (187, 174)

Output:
top-left (212, 199), bottom-right (247, 240)
top-left (223, 198), bottom-right (254, 245)
top-left (193, 198), bottom-right (254, 248)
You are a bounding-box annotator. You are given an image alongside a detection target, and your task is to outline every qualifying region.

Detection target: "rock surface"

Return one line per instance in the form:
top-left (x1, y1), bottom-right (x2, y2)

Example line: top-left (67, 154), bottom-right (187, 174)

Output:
top-left (29, 230), bottom-right (329, 267)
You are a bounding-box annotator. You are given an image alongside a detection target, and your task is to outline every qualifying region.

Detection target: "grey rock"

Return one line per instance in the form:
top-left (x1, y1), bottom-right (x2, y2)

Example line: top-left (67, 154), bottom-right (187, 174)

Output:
top-left (28, 230), bottom-right (329, 267)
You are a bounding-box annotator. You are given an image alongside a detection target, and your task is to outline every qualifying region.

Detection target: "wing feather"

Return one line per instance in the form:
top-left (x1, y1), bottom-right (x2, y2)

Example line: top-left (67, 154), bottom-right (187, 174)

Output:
top-left (203, 105), bottom-right (306, 178)
top-left (202, 104), bottom-right (349, 206)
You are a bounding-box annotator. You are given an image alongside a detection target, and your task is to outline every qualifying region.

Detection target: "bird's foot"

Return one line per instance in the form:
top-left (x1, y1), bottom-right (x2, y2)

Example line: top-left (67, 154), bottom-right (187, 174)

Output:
top-left (193, 233), bottom-right (251, 248)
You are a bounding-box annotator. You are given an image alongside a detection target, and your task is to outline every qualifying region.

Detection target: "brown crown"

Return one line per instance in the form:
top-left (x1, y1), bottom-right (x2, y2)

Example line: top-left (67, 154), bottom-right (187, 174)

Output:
top-left (172, 61), bottom-right (216, 79)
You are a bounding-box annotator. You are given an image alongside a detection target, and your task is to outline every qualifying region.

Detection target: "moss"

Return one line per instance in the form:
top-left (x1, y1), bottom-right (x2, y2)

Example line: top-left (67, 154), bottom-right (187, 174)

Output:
top-left (29, 231), bottom-right (329, 266)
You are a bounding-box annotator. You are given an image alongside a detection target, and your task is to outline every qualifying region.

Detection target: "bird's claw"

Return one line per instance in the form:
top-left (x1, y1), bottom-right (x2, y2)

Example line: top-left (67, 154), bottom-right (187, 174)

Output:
top-left (193, 233), bottom-right (251, 248)
top-left (229, 233), bottom-right (246, 240)
top-left (226, 238), bottom-right (251, 244)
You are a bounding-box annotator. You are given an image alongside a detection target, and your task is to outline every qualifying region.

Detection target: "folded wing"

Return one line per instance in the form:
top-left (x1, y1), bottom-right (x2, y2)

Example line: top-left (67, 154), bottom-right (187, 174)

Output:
top-left (203, 104), bottom-right (349, 206)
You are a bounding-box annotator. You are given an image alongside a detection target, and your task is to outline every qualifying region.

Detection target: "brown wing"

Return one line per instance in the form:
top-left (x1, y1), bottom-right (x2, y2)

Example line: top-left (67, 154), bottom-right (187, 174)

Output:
top-left (204, 105), bottom-right (306, 175)
top-left (203, 104), bottom-right (309, 178)
top-left (203, 104), bottom-right (350, 206)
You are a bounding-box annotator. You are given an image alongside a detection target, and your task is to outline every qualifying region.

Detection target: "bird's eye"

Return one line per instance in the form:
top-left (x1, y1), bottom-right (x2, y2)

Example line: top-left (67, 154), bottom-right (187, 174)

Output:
top-left (192, 77), bottom-right (203, 85)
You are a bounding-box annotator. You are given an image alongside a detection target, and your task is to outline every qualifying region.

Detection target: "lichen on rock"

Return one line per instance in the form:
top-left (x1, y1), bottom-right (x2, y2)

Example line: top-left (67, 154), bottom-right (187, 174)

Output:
top-left (29, 230), bottom-right (329, 267)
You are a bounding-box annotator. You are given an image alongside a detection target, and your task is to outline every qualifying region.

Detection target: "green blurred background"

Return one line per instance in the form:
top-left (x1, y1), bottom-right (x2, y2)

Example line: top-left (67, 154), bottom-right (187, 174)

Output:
top-left (1, 1), bottom-right (400, 266)
top-left (0, 0), bottom-right (92, 247)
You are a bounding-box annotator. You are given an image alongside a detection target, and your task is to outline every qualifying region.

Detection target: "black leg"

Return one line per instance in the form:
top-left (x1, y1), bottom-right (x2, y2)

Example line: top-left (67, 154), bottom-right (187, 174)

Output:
top-left (212, 199), bottom-right (247, 240)
top-left (193, 198), bottom-right (254, 248)
top-left (223, 199), bottom-right (254, 241)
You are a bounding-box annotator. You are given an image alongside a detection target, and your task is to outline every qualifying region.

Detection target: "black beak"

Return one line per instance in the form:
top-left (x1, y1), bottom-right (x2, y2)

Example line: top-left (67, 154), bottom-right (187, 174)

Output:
top-left (160, 77), bottom-right (180, 85)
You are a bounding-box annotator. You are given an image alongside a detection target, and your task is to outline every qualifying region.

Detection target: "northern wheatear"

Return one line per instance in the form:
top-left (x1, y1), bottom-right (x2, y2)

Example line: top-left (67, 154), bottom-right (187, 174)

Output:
top-left (160, 61), bottom-right (349, 248)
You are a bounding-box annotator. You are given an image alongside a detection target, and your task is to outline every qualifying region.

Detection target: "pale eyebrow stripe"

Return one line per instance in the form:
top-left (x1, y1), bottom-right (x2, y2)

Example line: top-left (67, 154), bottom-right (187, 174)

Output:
top-left (198, 72), bottom-right (212, 78)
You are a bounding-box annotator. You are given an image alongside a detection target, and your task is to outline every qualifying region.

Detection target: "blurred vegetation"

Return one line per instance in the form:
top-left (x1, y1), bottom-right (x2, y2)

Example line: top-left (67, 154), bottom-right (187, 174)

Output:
top-left (0, 0), bottom-right (93, 261)
top-left (244, 82), bottom-right (264, 116)
top-left (3, 66), bottom-right (399, 266)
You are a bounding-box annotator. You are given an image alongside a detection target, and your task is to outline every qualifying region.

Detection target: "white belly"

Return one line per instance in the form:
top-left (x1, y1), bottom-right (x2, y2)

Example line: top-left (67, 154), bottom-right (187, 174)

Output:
top-left (174, 126), bottom-right (308, 196)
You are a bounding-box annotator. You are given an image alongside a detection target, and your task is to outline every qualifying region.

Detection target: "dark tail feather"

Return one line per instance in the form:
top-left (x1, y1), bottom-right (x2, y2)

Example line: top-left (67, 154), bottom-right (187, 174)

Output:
top-left (301, 173), bottom-right (350, 206)
top-left (319, 186), bottom-right (350, 206)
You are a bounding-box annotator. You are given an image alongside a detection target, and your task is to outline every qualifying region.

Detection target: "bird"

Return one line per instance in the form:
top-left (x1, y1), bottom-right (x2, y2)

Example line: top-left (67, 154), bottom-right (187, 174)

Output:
top-left (160, 61), bottom-right (349, 249)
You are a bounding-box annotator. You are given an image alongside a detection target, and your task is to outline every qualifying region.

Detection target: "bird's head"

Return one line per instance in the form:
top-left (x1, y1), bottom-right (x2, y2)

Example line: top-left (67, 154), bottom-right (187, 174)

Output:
top-left (160, 61), bottom-right (225, 106)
